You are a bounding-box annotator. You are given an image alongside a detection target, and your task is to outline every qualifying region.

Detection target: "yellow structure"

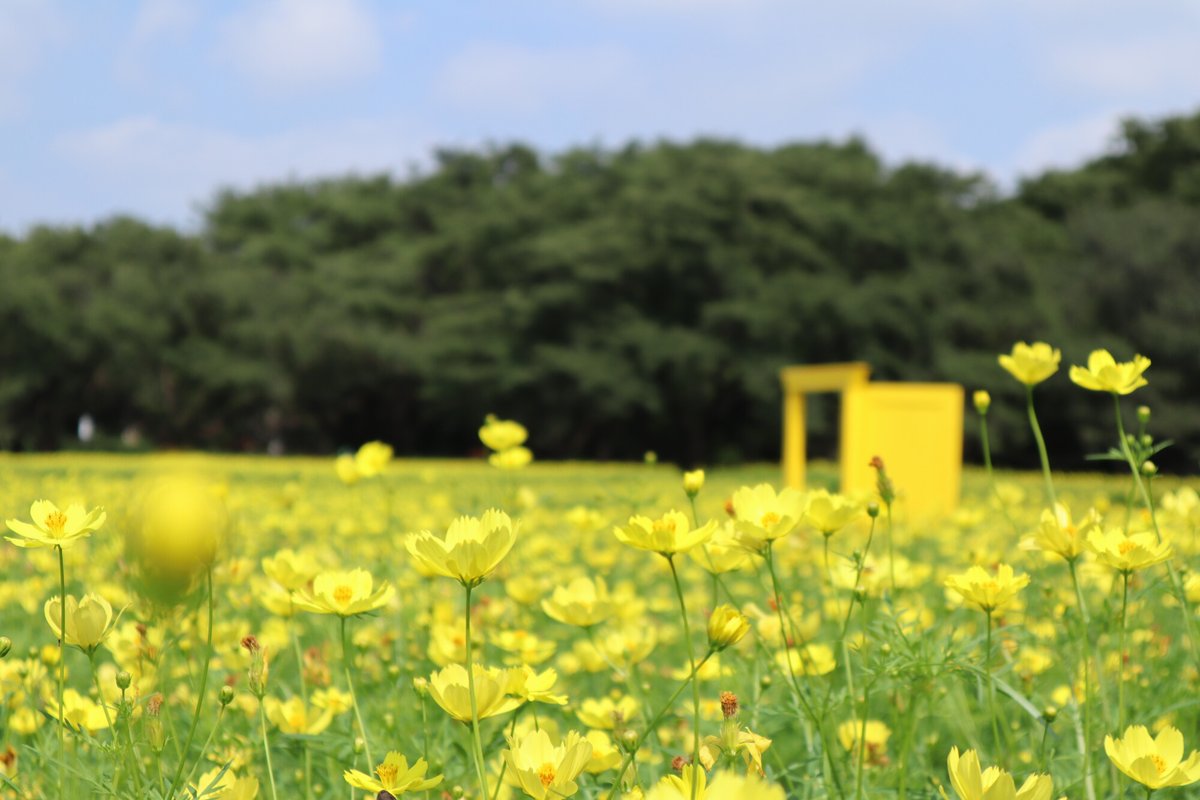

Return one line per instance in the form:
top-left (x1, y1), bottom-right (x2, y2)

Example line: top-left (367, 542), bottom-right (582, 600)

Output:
top-left (780, 363), bottom-right (964, 517)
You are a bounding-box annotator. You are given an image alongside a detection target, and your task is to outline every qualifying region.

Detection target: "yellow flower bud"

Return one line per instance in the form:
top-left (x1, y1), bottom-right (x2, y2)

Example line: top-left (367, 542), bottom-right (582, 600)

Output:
top-left (707, 604), bottom-right (751, 651)
top-left (683, 469), bottom-right (705, 496)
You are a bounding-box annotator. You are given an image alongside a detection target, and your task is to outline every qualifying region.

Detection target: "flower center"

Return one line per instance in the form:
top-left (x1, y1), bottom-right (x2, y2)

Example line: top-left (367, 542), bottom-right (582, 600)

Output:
top-left (333, 585), bottom-right (354, 606)
top-left (1118, 540), bottom-right (1137, 555)
top-left (538, 762), bottom-right (557, 787)
top-left (45, 511), bottom-right (68, 534)
top-left (287, 709), bottom-right (306, 730)
top-left (1152, 754), bottom-right (1167, 774)
top-left (652, 519), bottom-right (677, 534)
top-left (376, 761), bottom-right (398, 786)
top-left (982, 580), bottom-right (1000, 594)
top-left (761, 512), bottom-right (781, 528)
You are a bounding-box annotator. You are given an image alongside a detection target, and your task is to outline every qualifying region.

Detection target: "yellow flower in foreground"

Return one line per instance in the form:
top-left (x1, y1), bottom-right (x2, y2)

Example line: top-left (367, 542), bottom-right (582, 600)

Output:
top-left (292, 569), bottom-right (394, 617)
top-left (707, 604), bottom-right (751, 651)
top-left (264, 696), bottom-right (334, 735)
top-left (614, 510), bottom-right (716, 557)
top-left (945, 564), bottom-right (1030, 613)
top-left (1069, 349), bottom-right (1151, 395)
top-left (1105, 725), bottom-right (1200, 790)
top-left (480, 414), bottom-right (528, 451)
top-left (344, 751), bottom-right (443, 795)
top-left (541, 576), bottom-right (613, 628)
top-left (428, 663), bottom-right (522, 723)
top-left (1021, 503), bottom-right (1101, 562)
top-left (44, 593), bottom-right (115, 652)
top-left (945, 747), bottom-right (1053, 800)
top-left (1087, 528), bottom-right (1173, 573)
top-left (503, 729), bottom-right (593, 799)
top-left (5, 500), bottom-right (106, 549)
top-left (731, 484), bottom-right (808, 552)
top-left (354, 440), bottom-right (393, 477)
top-left (998, 341), bottom-right (1061, 387)
top-left (406, 510), bottom-right (518, 587)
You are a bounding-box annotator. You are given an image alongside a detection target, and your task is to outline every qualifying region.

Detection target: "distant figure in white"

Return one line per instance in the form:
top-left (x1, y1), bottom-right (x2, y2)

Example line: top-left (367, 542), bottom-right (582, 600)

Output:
top-left (78, 414), bottom-right (95, 444)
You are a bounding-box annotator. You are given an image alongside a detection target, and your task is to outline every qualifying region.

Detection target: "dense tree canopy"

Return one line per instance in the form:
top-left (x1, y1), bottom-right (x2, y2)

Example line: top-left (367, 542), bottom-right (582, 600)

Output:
top-left (4, 110), bottom-right (1200, 469)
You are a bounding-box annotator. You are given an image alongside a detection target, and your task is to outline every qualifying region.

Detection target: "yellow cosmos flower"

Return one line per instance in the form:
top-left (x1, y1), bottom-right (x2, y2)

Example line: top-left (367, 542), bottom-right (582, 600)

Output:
top-left (292, 569), bottom-right (394, 617)
top-left (480, 414), bottom-right (528, 451)
top-left (775, 643), bottom-right (836, 676)
top-left (731, 484), bottom-right (808, 552)
top-left (354, 440), bottom-right (393, 477)
top-left (334, 453), bottom-right (360, 485)
top-left (945, 747), bottom-right (1053, 800)
top-left (707, 604), bottom-right (751, 651)
top-left (691, 522), bottom-right (753, 574)
top-left (1021, 503), bottom-right (1101, 562)
top-left (945, 564), bottom-right (1030, 613)
top-left (1105, 725), bottom-right (1200, 790)
top-left (489, 446), bottom-right (533, 470)
top-left (262, 548), bottom-right (320, 592)
top-left (1087, 528), bottom-right (1172, 573)
top-left (264, 695), bottom-right (334, 735)
top-left (700, 727), bottom-right (773, 775)
top-left (505, 665), bottom-right (568, 706)
top-left (406, 510), bottom-right (518, 587)
top-left (1069, 350), bottom-right (1151, 395)
top-left (48, 688), bottom-right (111, 734)
top-left (343, 751), bottom-right (443, 795)
top-left (613, 511), bottom-right (717, 557)
top-left (998, 341), bottom-right (1061, 387)
top-left (311, 687), bottom-right (353, 715)
top-left (5, 500), bottom-right (106, 550)
top-left (576, 695), bottom-right (639, 729)
top-left (837, 719), bottom-right (892, 767)
top-left (428, 663), bottom-right (522, 723)
top-left (804, 490), bottom-right (861, 537)
top-left (194, 767), bottom-right (259, 800)
top-left (648, 764), bottom-right (707, 800)
top-left (44, 593), bottom-right (115, 652)
top-left (583, 731), bottom-right (622, 774)
top-left (682, 469), bottom-right (705, 495)
top-left (502, 729), bottom-right (593, 799)
top-left (541, 576), bottom-right (613, 628)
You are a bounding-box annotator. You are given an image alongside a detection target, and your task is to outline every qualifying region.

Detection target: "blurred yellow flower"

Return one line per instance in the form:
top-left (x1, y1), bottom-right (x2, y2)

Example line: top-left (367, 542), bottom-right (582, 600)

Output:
top-left (194, 768), bottom-right (259, 800)
top-left (502, 729), bottom-right (592, 799)
top-left (48, 688), bottom-right (111, 734)
top-left (998, 342), bottom-right (1061, 387)
top-left (945, 747), bottom-right (1052, 800)
top-left (541, 576), bottom-right (613, 629)
top-left (1021, 503), bottom-right (1101, 562)
top-left (837, 719), bottom-right (892, 766)
top-left (428, 663), bottom-right (521, 723)
top-left (489, 446), bottom-right (533, 470)
top-left (1105, 725), bottom-right (1200, 790)
top-left (261, 548), bottom-right (320, 593)
top-left (292, 569), bottom-right (394, 617)
top-left (406, 510), bottom-right (518, 587)
top-left (343, 751), bottom-right (443, 795)
top-left (44, 593), bottom-right (114, 652)
top-left (683, 469), bottom-right (705, 496)
top-left (707, 604), bottom-right (751, 651)
top-left (5, 500), bottom-right (106, 550)
top-left (354, 440), bottom-right (393, 477)
top-left (1087, 528), bottom-right (1172, 573)
top-left (576, 695), bottom-right (639, 729)
top-left (1070, 350), bottom-right (1151, 395)
top-left (775, 644), bottom-right (836, 676)
top-left (614, 511), bottom-right (716, 557)
top-left (505, 665), bottom-right (568, 705)
top-left (691, 522), bottom-right (752, 574)
top-left (334, 453), bottom-right (360, 485)
top-left (945, 564), bottom-right (1030, 613)
top-left (731, 484), bottom-right (808, 552)
top-left (264, 695), bottom-right (334, 735)
top-left (804, 490), bottom-right (861, 537)
top-left (480, 414), bottom-right (528, 451)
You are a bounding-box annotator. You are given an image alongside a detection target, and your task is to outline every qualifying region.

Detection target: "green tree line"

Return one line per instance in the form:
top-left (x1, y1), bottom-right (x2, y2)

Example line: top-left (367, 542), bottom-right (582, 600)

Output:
top-left (3, 110), bottom-right (1200, 469)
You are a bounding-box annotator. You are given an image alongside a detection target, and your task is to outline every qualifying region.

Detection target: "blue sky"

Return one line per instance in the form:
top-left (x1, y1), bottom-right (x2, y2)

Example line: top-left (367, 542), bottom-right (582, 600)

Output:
top-left (3, 0), bottom-right (1199, 233)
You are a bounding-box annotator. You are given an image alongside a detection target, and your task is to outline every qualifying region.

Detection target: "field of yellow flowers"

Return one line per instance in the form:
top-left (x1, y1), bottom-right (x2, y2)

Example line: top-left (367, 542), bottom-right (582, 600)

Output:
top-left (2, 345), bottom-right (1199, 800)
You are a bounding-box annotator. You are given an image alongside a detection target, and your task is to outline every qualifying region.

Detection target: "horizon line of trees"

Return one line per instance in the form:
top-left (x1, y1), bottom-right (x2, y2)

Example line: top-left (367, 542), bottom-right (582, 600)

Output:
top-left (3, 109), bottom-right (1200, 470)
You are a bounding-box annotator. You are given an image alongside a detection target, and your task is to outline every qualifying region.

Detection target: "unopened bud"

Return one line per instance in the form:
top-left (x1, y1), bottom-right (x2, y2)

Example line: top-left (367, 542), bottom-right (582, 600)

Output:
top-left (867, 502), bottom-right (880, 519)
top-left (1140, 434), bottom-right (1153, 448)
top-left (354, 736), bottom-right (365, 755)
top-left (759, 674), bottom-right (773, 690)
top-left (973, 390), bottom-right (991, 415)
top-left (683, 469), bottom-right (705, 497)
top-left (412, 676), bottom-right (429, 697)
top-left (618, 729), bottom-right (639, 753)
top-left (1137, 406), bottom-right (1151, 425)
top-left (116, 670), bottom-right (132, 690)
top-left (707, 604), bottom-right (751, 651)
top-left (219, 686), bottom-right (235, 707)
top-left (145, 694), bottom-right (166, 752)
top-left (719, 691), bottom-right (739, 719)
top-left (0, 636), bottom-right (11, 658)
top-left (1043, 706), bottom-right (1058, 723)
top-left (670, 755), bottom-right (687, 773)
top-left (1141, 461), bottom-right (1158, 477)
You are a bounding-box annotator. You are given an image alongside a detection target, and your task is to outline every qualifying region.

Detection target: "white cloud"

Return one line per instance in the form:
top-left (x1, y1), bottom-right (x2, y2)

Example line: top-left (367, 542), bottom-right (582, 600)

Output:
top-left (0, 0), bottom-right (69, 117)
top-left (437, 43), bottom-right (636, 114)
top-left (217, 0), bottom-right (382, 92)
top-left (1047, 35), bottom-right (1200, 97)
top-left (52, 115), bottom-right (436, 226)
top-left (1008, 111), bottom-right (1122, 179)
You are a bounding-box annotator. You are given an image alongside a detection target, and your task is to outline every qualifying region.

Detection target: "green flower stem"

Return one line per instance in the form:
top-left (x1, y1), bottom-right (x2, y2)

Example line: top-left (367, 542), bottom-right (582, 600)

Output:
top-left (181, 705), bottom-right (225, 793)
top-left (166, 567), bottom-right (214, 800)
top-left (54, 544), bottom-right (66, 798)
top-left (464, 582), bottom-right (491, 800)
top-left (854, 682), bottom-right (871, 800)
top-left (764, 543), bottom-right (845, 799)
top-left (1026, 386), bottom-right (1057, 507)
top-left (339, 615), bottom-right (373, 767)
top-left (985, 611), bottom-right (1002, 760)
top-left (666, 556), bottom-right (702, 800)
top-left (979, 413), bottom-right (1020, 535)
top-left (259, 700), bottom-right (280, 800)
top-left (1068, 559), bottom-right (1097, 800)
top-left (85, 651), bottom-right (117, 742)
top-left (1112, 395), bottom-right (1200, 669)
top-left (1118, 571), bottom-right (1130, 732)
top-left (603, 650), bottom-right (715, 800)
